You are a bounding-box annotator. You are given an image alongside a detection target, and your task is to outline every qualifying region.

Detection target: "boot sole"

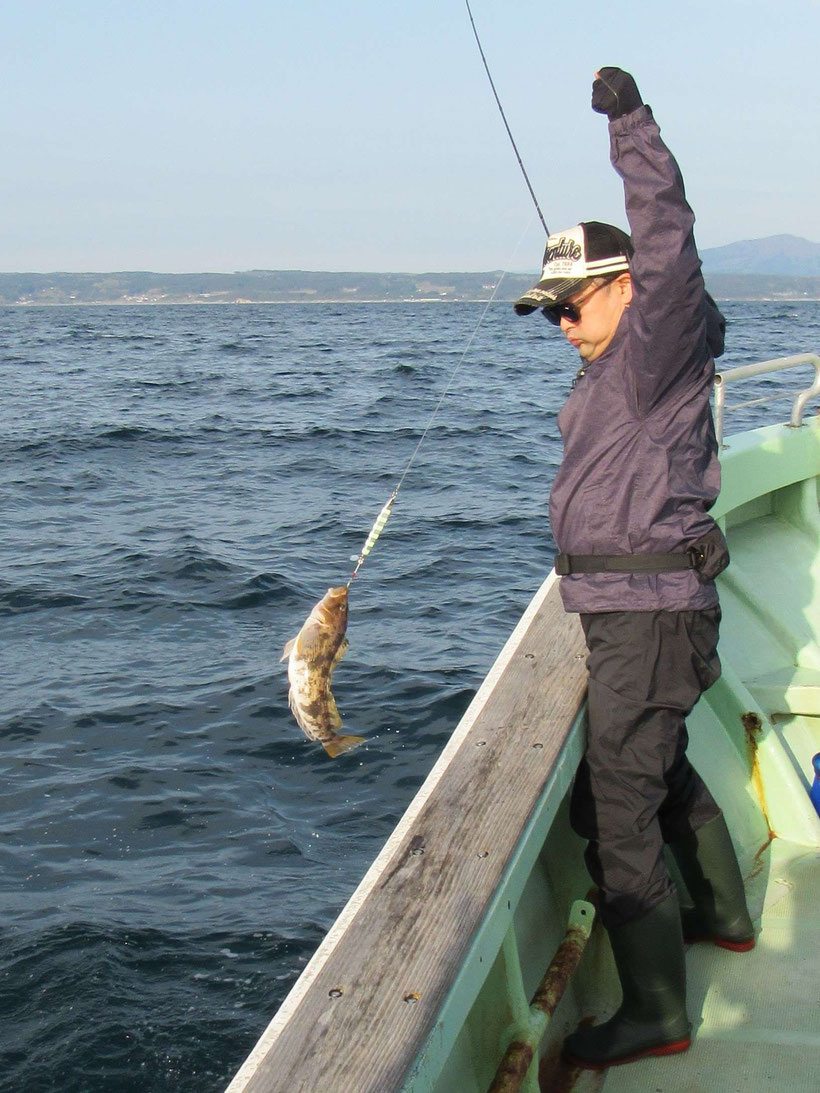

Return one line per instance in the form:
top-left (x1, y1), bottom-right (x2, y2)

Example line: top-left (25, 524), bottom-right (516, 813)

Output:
top-left (684, 934), bottom-right (755, 952)
top-left (563, 1037), bottom-right (691, 1070)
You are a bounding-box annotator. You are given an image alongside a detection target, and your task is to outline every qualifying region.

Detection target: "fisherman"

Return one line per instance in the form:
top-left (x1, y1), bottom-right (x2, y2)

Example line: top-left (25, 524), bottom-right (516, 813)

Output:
top-left (514, 68), bottom-right (754, 1069)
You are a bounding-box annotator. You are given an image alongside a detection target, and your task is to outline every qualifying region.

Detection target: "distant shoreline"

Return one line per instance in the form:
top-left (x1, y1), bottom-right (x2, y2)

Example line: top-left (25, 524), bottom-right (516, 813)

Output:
top-left (4, 294), bottom-right (820, 307)
top-left (2, 270), bottom-right (820, 306)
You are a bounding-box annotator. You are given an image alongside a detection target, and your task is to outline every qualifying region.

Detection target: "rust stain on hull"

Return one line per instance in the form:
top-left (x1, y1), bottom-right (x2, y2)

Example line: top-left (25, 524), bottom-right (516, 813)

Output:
top-left (751, 829), bottom-right (777, 879)
top-left (742, 711), bottom-right (777, 842)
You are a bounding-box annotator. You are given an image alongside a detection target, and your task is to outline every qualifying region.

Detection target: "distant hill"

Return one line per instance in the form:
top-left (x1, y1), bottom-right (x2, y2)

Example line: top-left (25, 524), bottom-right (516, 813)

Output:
top-left (0, 270), bottom-right (534, 306)
top-left (2, 238), bottom-right (820, 305)
top-left (701, 234), bottom-right (820, 275)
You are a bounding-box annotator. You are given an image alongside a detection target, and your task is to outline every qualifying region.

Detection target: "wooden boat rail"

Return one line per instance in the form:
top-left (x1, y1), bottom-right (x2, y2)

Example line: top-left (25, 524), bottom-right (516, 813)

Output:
top-left (227, 575), bottom-right (589, 1093)
top-left (714, 352), bottom-right (820, 446)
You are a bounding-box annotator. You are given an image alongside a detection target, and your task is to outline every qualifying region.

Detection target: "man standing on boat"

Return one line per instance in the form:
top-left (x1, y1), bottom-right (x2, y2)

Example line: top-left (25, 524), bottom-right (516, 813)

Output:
top-left (514, 68), bottom-right (755, 1069)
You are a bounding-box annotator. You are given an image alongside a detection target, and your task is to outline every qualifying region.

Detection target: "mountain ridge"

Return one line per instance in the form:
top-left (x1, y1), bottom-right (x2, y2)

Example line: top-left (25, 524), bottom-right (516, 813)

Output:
top-left (700, 234), bottom-right (820, 275)
top-left (2, 236), bottom-right (819, 304)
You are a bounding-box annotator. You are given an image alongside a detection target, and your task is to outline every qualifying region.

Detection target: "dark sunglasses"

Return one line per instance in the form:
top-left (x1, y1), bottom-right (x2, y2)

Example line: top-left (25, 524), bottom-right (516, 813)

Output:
top-left (541, 279), bottom-right (609, 326)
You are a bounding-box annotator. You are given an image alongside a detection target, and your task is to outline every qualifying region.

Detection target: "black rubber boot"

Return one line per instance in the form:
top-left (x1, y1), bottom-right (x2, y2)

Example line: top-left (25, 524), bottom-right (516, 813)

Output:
top-left (669, 813), bottom-right (755, 951)
top-left (562, 892), bottom-right (691, 1069)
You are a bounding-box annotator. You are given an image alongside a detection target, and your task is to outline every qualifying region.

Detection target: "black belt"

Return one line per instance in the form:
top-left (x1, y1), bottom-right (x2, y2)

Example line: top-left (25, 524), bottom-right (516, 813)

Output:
top-left (555, 551), bottom-right (697, 576)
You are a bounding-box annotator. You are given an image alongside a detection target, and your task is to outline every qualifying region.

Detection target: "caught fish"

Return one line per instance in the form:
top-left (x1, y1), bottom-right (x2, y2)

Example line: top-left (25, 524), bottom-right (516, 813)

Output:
top-left (281, 585), bottom-right (365, 758)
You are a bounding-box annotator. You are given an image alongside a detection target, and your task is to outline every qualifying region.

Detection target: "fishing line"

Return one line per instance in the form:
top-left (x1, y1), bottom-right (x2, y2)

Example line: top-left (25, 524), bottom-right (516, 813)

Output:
top-left (347, 4), bottom-right (547, 586)
top-left (464, 0), bottom-right (549, 236)
top-left (346, 284), bottom-right (501, 587)
top-left (347, 217), bottom-right (535, 586)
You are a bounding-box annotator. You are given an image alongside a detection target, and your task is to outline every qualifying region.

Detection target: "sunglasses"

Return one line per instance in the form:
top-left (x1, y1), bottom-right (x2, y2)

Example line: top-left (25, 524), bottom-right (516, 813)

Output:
top-left (541, 279), bottom-right (609, 326)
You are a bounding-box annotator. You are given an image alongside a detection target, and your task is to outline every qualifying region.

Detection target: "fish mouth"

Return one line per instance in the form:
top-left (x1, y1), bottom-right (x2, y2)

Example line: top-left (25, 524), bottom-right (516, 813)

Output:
top-left (323, 585), bottom-right (348, 604)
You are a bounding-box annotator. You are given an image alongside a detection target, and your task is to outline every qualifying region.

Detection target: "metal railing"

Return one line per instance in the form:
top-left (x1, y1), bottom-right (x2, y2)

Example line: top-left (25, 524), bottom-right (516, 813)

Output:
top-left (713, 353), bottom-right (820, 448)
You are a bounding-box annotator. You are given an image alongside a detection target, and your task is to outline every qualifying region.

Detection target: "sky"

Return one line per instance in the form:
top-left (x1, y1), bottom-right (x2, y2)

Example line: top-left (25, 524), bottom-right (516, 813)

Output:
top-left (3, 0), bottom-right (819, 273)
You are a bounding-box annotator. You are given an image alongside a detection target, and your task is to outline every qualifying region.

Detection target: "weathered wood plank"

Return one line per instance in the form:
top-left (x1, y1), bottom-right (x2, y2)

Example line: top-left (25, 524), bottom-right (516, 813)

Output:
top-left (229, 576), bottom-right (587, 1093)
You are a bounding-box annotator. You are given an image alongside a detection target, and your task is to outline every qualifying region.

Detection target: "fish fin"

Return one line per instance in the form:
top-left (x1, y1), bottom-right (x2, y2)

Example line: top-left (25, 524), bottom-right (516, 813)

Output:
top-left (323, 734), bottom-right (365, 759)
top-left (294, 620), bottom-right (324, 660)
top-left (280, 638), bottom-right (296, 662)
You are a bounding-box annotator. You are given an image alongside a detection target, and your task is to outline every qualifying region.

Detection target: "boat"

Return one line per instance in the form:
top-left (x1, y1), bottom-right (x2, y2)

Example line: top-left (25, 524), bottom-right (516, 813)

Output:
top-left (226, 353), bottom-right (820, 1093)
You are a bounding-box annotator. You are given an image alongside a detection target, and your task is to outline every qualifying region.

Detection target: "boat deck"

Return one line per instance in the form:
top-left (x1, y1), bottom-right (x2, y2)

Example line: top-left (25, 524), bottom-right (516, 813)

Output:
top-left (593, 836), bottom-right (820, 1092)
top-left (593, 424), bottom-right (820, 1091)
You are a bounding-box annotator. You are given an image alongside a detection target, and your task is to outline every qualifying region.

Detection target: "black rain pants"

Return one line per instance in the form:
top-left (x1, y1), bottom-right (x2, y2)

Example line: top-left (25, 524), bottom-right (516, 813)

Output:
top-left (570, 608), bottom-right (723, 929)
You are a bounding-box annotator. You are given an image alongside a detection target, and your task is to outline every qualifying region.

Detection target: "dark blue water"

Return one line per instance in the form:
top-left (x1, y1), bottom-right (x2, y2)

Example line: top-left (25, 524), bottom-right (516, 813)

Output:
top-left (2, 300), bottom-right (818, 1091)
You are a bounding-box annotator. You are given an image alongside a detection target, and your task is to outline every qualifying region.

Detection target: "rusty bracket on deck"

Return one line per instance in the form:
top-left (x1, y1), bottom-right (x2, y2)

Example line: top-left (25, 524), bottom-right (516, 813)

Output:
top-left (488, 899), bottom-right (596, 1093)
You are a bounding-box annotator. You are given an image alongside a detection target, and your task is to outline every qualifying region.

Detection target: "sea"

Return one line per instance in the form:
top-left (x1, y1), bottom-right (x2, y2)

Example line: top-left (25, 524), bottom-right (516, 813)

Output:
top-left (2, 299), bottom-right (818, 1092)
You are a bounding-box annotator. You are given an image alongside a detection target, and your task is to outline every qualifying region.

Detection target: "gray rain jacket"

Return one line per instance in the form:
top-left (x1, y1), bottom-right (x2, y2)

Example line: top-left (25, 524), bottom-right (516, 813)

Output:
top-left (550, 105), bottom-right (725, 614)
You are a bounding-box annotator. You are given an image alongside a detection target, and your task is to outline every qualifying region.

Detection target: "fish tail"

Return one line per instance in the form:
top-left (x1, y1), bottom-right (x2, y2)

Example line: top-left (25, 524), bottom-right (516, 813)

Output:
top-left (323, 733), bottom-right (365, 759)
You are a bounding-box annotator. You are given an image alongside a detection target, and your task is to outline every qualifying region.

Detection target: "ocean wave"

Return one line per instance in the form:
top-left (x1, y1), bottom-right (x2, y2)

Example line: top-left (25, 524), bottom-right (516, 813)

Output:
top-left (0, 582), bottom-right (88, 617)
top-left (216, 571), bottom-right (301, 611)
top-left (72, 700), bottom-right (188, 731)
top-left (0, 702), bottom-right (61, 740)
top-left (0, 921), bottom-right (322, 1093)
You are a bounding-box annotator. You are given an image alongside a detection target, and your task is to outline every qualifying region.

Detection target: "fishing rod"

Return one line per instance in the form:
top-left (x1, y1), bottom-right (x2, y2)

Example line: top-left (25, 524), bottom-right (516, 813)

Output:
top-left (464, 0), bottom-right (549, 236)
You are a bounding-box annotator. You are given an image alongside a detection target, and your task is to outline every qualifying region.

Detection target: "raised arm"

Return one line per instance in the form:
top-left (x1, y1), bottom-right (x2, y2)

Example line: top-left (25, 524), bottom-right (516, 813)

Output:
top-left (594, 68), bottom-right (713, 411)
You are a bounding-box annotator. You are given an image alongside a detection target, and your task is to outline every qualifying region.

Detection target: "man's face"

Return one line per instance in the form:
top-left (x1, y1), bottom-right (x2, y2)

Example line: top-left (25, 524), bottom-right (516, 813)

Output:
top-left (559, 274), bottom-right (633, 362)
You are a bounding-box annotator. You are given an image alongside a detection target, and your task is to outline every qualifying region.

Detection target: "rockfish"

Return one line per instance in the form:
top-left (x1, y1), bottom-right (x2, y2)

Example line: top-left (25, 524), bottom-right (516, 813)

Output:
top-left (281, 585), bottom-right (364, 758)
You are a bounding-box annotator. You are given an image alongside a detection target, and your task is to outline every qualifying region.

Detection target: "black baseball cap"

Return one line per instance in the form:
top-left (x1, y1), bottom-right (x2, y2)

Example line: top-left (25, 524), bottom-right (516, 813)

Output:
top-left (514, 221), bottom-right (633, 315)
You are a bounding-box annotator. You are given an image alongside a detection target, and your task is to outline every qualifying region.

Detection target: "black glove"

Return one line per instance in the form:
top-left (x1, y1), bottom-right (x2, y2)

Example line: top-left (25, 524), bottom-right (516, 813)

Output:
top-left (591, 67), bottom-right (642, 120)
